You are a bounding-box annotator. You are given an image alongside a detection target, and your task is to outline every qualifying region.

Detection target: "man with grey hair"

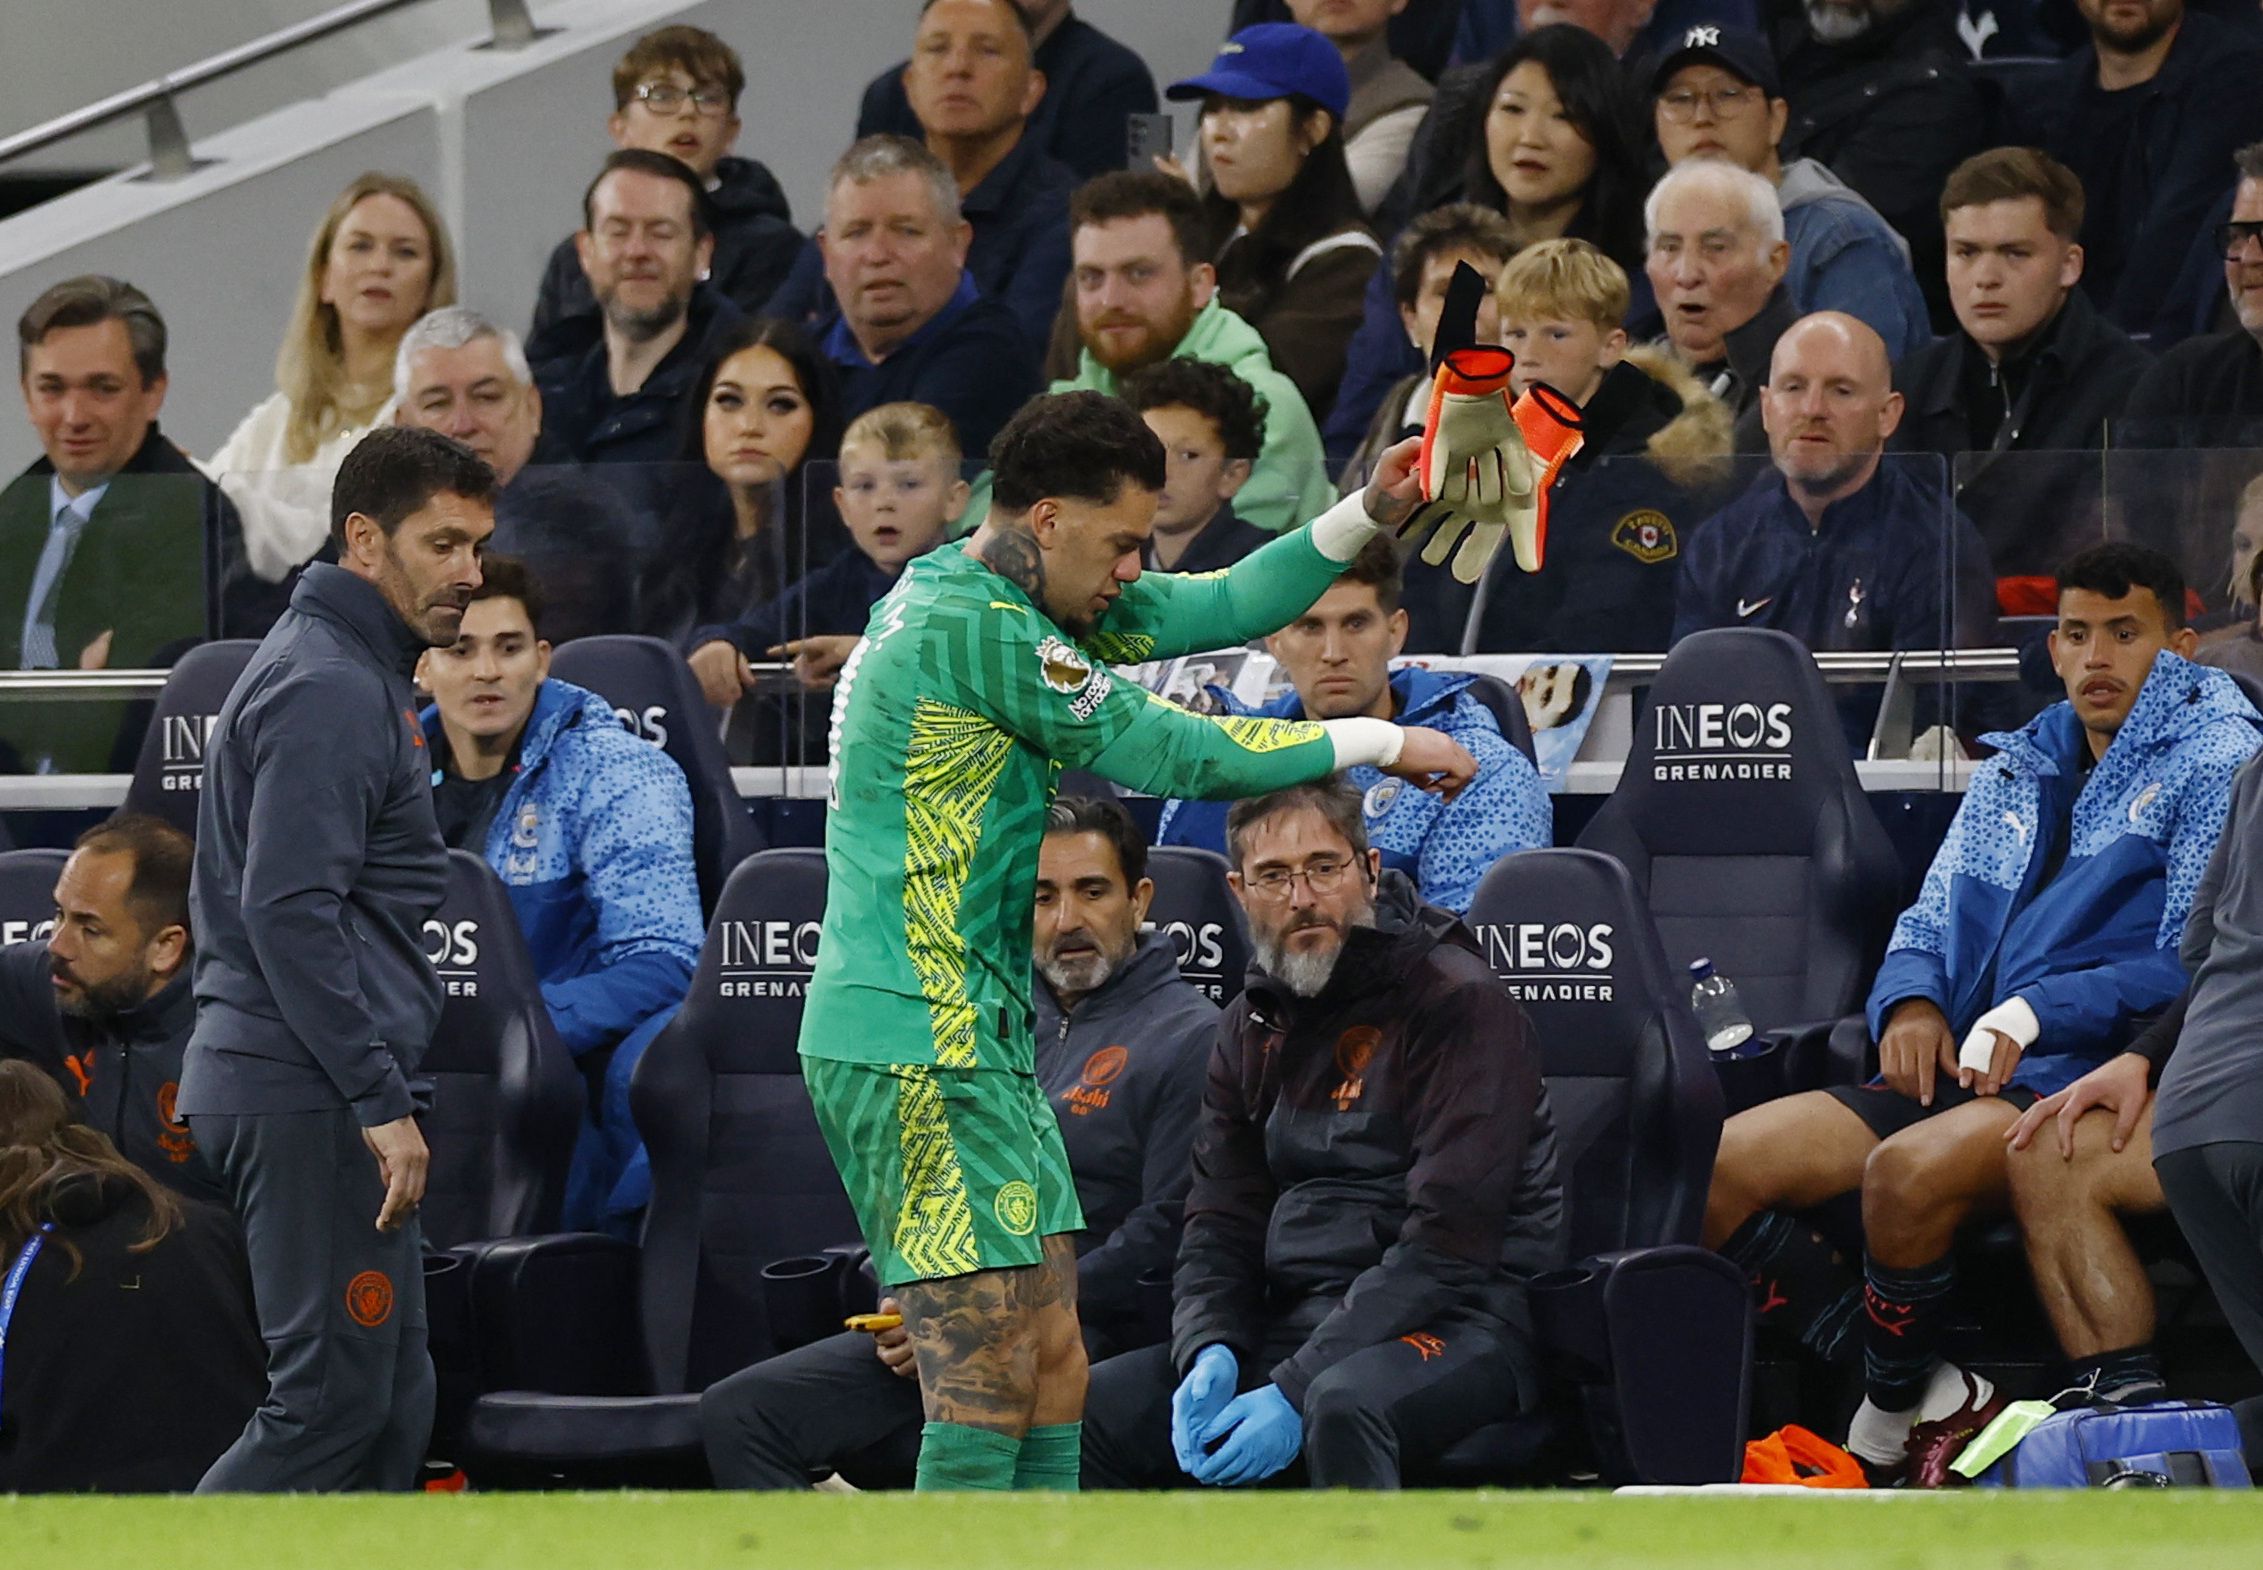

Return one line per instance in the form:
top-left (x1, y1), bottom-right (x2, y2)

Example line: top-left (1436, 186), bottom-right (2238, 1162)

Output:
top-left (1080, 775), bottom-right (1564, 1490)
top-left (397, 307), bottom-right (643, 640)
top-left (812, 134), bottom-right (1039, 458)
top-left (1644, 157), bottom-right (1799, 448)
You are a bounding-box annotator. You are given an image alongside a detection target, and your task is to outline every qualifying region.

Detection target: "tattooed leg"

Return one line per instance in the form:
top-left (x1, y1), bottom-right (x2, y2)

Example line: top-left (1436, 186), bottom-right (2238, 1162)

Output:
top-left (1030, 1231), bottom-right (1089, 1427)
top-left (897, 1264), bottom-right (1043, 1438)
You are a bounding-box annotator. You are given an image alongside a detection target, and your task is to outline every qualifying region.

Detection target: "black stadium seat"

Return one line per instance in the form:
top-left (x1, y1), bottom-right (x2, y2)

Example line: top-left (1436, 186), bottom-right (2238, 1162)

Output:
top-left (1428, 848), bottom-right (1748, 1485)
top-left (417, 851), bottom-right (583, 1251)
top-left (120, 639), bottom-right (258, 837)
top-left (460, 848), bottom-right (858, 1485)
top-left (545, 636), bottom-right (765, 913)
top-left (1143, 846), bottom-right (1251, 1004)
top-left (1576, 628), bottom-right (1901, 1034)
top-left (1459, 672), bottom-right (1539, 764)
top-left (0, 849), bottom-right (66, 948)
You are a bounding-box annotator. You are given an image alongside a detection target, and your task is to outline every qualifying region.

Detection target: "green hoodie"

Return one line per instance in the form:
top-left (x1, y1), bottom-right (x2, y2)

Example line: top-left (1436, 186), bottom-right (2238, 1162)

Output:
top-left (1050, 298), bottom-right (1332, 534)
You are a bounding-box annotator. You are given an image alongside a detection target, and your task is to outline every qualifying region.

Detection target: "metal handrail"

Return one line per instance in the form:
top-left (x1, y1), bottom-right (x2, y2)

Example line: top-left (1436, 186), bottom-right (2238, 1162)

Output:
top-left (0, 0), bottom-right (546, 180)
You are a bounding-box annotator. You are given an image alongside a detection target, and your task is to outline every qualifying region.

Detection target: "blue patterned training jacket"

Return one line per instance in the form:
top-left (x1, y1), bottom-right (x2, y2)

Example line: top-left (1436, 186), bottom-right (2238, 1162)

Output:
top-left (1866, 652), bottom-right (2261, 1095)
top-left (421, 679), bottom-right (702, 1055)
top-left (1155, 666), bottom-right (1551, 913)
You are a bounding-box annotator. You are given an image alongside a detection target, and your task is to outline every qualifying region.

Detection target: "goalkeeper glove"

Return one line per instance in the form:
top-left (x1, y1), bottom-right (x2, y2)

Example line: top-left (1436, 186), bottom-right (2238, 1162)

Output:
top-left (1408, 349), bottom-right (1586, 581)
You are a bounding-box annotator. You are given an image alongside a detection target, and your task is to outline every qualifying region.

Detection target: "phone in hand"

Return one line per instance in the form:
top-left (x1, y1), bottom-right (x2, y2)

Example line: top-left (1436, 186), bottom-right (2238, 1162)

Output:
top-left (1126, 112), bottom-right (1173, 169)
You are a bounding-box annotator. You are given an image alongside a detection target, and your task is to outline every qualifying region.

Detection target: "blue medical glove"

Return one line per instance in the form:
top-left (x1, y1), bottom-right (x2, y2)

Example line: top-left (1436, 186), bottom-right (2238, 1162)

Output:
top-left (1170, 1344), bottom-right (1238, 1476)
top-left (1191, 1383), bottom-right (1302, 1487)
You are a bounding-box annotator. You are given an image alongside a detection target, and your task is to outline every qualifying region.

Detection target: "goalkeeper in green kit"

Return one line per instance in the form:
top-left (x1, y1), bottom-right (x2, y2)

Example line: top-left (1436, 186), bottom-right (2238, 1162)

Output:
top-left (800, 374), bottom-right (1568, 1493)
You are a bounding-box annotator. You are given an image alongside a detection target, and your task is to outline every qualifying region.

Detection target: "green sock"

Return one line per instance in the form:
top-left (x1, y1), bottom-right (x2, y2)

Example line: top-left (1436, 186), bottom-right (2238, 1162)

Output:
top-left (915, 1421), bottom-right (1021, 1492)
top-left (1012, 1422), bottom-right (1082, 1492)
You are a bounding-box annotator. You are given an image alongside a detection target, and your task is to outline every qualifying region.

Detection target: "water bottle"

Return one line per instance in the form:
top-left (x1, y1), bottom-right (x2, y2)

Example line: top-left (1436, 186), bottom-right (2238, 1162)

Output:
top-left (1689, 958), bottom-right (1755, 1057)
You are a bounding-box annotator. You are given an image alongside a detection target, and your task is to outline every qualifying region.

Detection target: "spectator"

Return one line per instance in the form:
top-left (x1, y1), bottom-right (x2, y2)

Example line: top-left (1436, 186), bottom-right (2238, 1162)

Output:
top-left (639, 318), bottom-right (846, 651)
top-left (1647, 22), bottom-right (1930, 361)
top-left (393, 308), bottom-right (645, 643)
top-left (685, 403), bottom-right (967, 763)
top-left (1643, 158), bottom-right (1797, 444)
top-left (1319, 23), bottom-right (1654, 470)
top-left (525, 27), bottom-right (801, 368)
top-left (1164, 25), bottom-right (1384, 422)
top-left (418, 557), bottom-right (701, 1231)
top-left (699, 798), bottom-right (1215, 1488)
top-left (1285, 0), bottom-right (1437, 213)
top-left (1890, 149), bottom-right (2152, 594)
top-left (1338, 202), bottom-right (1517, 490)
top-left (0, 815), bottom-right (221, 1205)
top-left (207, 172), bottom-right (455, 602)
top-left (1120, 358), bottom-right (1272, 573)
top-left (1241, 0), bottom-right (1465, 81)
top-left (2119, 143), bottom-right (2263, 447)
top-left (1082, 779), bottom-right (1565, 1489)
top-left (1770, 0), bottom-right (1988, 321)
top-left (1704, 543), bottom-right (2257, 1484)
top-left (1156, 539), bottom-right (1549, 913)
top-left (1446, 238), bottom-right (1733, 656)
top-left (814, 136), bottom-right (1039, 465)
top-left (2198, 490), bottom-right (2263, 682)
top-left (775, 0), bottom-right (1076, 355)
top-left (1055, 172), bottom-right (1330, 531)
top-left (2015, 0), bottom-right (2263, 341)
top-left (0, 1060), bottom-right (262, 1494)
top-left (537, 150), bottom-right (745, 471)
top-left (857, 0), bottom-right (1159, 182)
top-left (1673, 312), bottom-right (1994, 661)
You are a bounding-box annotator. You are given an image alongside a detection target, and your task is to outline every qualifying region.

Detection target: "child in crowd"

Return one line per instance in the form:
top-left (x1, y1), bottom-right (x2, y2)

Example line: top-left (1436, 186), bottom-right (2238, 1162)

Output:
top-left (1119, 358), bottom-right (1272, 573)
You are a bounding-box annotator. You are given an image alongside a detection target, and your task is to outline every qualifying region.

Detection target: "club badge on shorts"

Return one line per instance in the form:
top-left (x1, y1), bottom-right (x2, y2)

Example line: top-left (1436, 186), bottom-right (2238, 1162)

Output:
top-left (994, 1180), bottom-right (1039, 1237)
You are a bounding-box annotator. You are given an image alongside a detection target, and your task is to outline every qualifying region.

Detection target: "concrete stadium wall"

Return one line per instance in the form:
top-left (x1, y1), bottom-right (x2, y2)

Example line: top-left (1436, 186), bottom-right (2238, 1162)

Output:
top-left (0, 0), bottom-right (1227, 477)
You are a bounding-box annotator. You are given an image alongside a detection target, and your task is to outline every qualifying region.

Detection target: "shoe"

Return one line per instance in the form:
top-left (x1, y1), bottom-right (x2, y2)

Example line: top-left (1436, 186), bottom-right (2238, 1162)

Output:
top-left (1902, 1372), bottom-right (2006, 1488)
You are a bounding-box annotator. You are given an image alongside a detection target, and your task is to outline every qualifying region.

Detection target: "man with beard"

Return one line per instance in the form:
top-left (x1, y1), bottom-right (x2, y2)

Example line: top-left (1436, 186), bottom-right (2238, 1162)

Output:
top-left (0, 813), bottom-right (222, 1205)
top-left (537, 150), bottom-right (745, 469)
top-left (179, 426), bottom-right (494, 1492)
top-left (1051, 172), bottom-right (1332, 532)
top-left (2122, 142), bottom-right (2263, 447)
top-left (699, 798), bottom-right (1216, 1488)
top-left (1080, 777), bottom-right (1564, 1489)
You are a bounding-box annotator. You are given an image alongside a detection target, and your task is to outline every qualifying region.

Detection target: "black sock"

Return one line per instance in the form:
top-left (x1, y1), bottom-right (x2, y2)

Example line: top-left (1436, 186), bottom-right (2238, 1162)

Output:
top-left (1863, 1253), bottom-right (1957, 1413)
top-left (2069, 1344), bottom-right (2166, 1406)
top-left (1722, 1210), bottom-right (1864, 1364)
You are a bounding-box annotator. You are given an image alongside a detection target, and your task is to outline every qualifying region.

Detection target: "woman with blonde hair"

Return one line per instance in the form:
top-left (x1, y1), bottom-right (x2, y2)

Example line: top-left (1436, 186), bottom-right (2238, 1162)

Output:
top-left (208, 172), bottom-right (457, 601)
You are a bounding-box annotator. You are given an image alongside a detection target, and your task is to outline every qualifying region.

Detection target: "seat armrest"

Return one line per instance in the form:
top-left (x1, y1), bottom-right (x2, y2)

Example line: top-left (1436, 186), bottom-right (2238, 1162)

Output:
top-left (468, 1233), bottom-right (645, 1397)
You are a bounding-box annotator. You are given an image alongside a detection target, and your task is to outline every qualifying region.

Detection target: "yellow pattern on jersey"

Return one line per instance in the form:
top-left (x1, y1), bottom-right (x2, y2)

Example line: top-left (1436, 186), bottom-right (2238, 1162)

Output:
top-left (1211, 712), bottom-right (1331, 754)
top-left (891, 1066), bottom-right (979, 1279)
top-left (901, 697), bottom-right (1016, 1070)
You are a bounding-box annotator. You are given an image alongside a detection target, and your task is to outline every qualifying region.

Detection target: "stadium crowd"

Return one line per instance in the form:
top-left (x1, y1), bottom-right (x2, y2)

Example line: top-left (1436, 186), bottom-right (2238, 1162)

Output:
top-left (13, 0), bottom-right (2263, 1494)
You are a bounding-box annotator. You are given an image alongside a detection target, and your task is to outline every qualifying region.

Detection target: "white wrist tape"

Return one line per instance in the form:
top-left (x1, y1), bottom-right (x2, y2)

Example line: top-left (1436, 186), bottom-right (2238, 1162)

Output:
top-left (1323, 716), bottom-right (1404, 770)
top-left (1309, 491), bottom-right (1383, 564)
top-left (1959, 996), bottom-right (2041, 1074)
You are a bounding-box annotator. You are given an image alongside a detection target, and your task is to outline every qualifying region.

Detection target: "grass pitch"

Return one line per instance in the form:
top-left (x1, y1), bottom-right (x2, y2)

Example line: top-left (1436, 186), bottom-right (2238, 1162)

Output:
top-left (9, 1490), bottom-right (2263, 1570)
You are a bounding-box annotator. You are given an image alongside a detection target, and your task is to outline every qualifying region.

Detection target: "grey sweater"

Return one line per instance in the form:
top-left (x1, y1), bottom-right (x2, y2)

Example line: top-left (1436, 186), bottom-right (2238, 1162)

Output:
top-left (179, 564), bottom-right (447, 1128)
top-left (2154, 751), bottom-right (2263, 1155)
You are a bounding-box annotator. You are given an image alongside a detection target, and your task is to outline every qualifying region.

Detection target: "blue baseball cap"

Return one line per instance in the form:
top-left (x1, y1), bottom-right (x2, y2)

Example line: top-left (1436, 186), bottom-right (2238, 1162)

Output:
top-left (1648, 23), bottom-right (1783, 99)
top-left (1166, 24), bottom-right (1352, 125)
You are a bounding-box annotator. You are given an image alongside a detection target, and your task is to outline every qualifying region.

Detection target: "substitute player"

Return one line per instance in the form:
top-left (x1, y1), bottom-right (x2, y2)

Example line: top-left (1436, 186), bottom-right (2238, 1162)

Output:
top-left (802, 391), bottom-right (1478, 1493)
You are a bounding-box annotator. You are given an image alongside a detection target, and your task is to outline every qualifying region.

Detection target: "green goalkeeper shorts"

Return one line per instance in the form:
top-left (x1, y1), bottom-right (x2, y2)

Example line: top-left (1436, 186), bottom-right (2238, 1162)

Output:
top-left (804, 1056), bottom-right (1084, 1288)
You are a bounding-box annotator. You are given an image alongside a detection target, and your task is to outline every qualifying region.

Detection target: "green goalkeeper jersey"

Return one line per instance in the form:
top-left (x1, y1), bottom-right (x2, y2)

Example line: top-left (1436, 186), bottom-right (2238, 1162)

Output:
top-left (800, 524), bottom-right (1357, 1073)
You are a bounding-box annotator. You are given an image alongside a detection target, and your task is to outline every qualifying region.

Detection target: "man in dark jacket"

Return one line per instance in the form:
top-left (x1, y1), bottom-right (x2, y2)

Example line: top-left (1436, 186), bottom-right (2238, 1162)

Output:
top-left (0, 814), bottom-right (223, 1206)
top-left (2119, 142), bottom-right (2263, 448)
top-left (525, 26), bottom-right (800, 367)
top-left (1890, 148), bottom-right (2152, 591)
top-left (698, 798), bottom-right (1213, 1488)
top-left (1082, 779), bottom-right (1564, 1490)
top-left (2012, 0), bottom-right (2263, 342)
top-left (858, 0), bottom-right (1158, 181)
top-left (179, 426), bottom-right (494, 1493)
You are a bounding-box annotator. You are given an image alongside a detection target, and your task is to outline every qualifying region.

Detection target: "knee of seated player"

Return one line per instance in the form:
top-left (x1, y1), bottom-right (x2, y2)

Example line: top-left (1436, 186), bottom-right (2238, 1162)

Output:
top-left (1704, 1094), bottom-right (1845, 1243)
top-left (1860, 1113), bottom-right (2004, 1249)
top-left (1300, 1363), bottom-right (1376, 1440)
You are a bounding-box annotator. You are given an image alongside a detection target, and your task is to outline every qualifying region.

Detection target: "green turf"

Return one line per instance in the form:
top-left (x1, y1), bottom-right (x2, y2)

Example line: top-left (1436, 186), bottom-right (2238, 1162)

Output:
top-left (9, 1490), bottom-right (2263, 1570)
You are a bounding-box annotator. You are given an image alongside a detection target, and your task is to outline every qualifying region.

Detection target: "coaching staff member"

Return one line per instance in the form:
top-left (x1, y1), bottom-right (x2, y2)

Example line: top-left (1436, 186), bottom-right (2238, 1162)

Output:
top-left (179, 425), bottom-right (494, 1492)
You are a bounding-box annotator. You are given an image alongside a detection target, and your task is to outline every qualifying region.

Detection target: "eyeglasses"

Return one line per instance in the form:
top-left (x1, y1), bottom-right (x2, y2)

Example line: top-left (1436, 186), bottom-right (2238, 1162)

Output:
top-left (2221, 220), bottom-right (2263, 259)
top-left (1658, 84), bottom-right (1762, 123)
top-left (634, 82), bottom-right (733, 117)
top-left (1243, 856), bottom-right (1360, 902)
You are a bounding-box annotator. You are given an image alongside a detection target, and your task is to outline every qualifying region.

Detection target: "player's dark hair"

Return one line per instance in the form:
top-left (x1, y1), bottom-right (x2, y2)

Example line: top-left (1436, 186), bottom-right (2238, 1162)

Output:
top-left (330, 425), bottom-right (495, 553)
top-left (72, 811), bottom-right (192, 940)
top-left (582, 147), bottom-right (715, 240)
top-left (465, 553), bottom-right (547, 641)
top-left (988, 390), bottom-right (1166, 513)
top-left (1117, 358), bottom-right (1266, 465)
top-left (1226, 776), bottom-right (1370, 872)
top-left (1336, 535), bottom-right (1404, 616)
top-left (2058, 541), bottom-right (2187, 629)
top-left (1069, 171), bottom-right (1209, 268)
top-left (1044, 795), bottom-right (1149, 890)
